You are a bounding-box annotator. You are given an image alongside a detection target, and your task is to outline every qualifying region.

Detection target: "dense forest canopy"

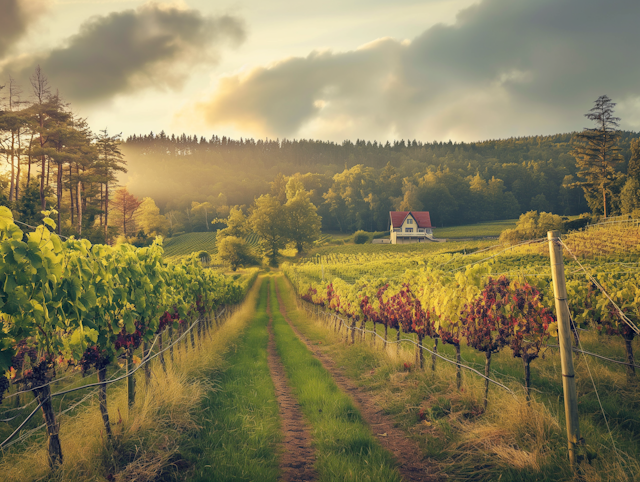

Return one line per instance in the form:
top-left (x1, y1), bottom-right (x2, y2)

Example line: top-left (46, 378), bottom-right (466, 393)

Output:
top-left (2, 68), bottom-right (639, 241)
top-left (122, 130), bottom-right (640, 232)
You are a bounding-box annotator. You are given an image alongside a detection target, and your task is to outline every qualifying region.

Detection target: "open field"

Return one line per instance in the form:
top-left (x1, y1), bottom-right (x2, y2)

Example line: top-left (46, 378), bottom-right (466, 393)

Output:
top-left (161, 218), bottom-right (521, 264)
top-left (433, 218), bottom-right (517, 239)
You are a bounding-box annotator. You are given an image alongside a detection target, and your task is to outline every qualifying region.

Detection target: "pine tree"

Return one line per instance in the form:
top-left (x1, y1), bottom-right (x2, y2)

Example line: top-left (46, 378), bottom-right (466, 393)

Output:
top-left (627, 138), bottom-right (640, 182)
top-left (95, 130), bottom-right (126, 242)
top-left (572, 95), bottom-right (623, 218)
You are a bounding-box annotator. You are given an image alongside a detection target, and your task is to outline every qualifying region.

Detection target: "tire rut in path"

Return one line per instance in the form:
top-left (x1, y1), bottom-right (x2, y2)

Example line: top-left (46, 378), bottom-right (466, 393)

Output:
top-left (266, 288), bottom-right (319, 482)
top-left (274, 282), bottom-right (440, 482)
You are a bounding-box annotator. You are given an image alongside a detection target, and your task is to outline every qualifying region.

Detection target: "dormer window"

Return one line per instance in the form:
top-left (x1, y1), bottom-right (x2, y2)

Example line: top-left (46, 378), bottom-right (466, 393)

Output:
top-left (406, 218), bottom-right (413, 224)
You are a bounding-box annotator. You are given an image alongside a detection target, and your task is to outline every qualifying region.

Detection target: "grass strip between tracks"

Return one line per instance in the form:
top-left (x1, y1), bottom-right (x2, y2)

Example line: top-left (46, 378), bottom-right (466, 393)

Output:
top-left (268, 276), bottom-right (403, 482)
top-left (178, 278), bottom-right (281, 482)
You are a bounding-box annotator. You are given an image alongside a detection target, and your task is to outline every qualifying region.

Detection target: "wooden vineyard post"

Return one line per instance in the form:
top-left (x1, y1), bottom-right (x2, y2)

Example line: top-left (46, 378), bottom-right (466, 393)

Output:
top-left (169, 325), bottom-right (174, 364)
top-left (126, 348), bottom-right (136, 408)
top-left (548, 230), bottom-right (581, 467)
top-left (142, 340), bottom-right (151, 387)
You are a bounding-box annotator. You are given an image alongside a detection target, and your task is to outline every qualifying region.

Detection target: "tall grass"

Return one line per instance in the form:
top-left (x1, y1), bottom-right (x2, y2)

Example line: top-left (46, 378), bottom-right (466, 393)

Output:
top-left (0, 279), bottom-right (262, 482)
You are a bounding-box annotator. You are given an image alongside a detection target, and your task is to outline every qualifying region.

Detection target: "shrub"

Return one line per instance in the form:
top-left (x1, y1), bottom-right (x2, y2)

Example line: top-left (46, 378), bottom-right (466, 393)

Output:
top-left (353, 230), bottom-right (370, 244)
top-left (197, 250), bottom-right (211, 266)
top-left (563, 214), bottom-right (592, 231)
top-left (499, 211), bottom-right (565, 245)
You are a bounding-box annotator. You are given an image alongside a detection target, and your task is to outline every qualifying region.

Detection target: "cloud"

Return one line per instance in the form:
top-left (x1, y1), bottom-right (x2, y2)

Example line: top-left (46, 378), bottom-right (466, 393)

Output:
top-left (2, 2), bottom-right (245, 103)
top-left (190, 0), bottom-right (640, 141)
top-left (0, 0), bottom-right (48, 57)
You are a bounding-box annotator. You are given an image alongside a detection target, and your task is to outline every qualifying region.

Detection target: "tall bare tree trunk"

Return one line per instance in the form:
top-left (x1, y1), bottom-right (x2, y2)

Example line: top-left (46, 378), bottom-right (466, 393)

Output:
top-left (56, 160), bottom-right (62, 233)
top-left (104, 183), bottom-right (109, 243)
top-left (27, 132), bottom-right (33, 186)
top-left (100, 184), bottom-right (104, 226)
top-left (69, 166), bottom-right (74, 224)
top-left (9, 131), bottom-right (15, 202)
top-left (40, 151), bottom-right (46, 209)
top-left (77, 181), bottom-right (82, 236)
top-left (15, 128), bottom-right (21, 201)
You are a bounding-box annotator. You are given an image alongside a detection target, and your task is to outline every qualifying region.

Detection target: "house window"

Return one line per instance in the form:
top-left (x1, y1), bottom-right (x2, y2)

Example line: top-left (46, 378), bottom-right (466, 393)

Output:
top-left (418, 228), bottom-right (425, 232)
top-left (405, 227), bottom-right (413, 233)
top-left (394, 228), bottom-right (401, 232)
top-left (406, 218), bottom-right (413, 224)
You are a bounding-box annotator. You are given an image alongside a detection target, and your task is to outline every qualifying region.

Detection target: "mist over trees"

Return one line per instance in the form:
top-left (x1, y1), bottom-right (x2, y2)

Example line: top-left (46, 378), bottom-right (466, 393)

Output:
top-left (121, 128), bottom-right (640, 231)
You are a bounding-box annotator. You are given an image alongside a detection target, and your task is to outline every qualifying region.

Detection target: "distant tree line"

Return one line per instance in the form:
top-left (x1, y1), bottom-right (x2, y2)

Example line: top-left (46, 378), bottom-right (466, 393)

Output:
top-left (122, 126), bottom-right (640, 232)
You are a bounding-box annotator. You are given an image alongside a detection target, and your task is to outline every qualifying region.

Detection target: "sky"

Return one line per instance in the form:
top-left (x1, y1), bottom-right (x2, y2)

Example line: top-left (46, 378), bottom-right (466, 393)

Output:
top-left (1, 0), bottom-right (639, 143)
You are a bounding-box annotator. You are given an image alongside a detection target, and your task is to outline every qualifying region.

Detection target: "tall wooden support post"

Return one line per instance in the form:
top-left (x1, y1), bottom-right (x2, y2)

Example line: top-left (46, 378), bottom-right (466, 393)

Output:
top-left (548, 230), bottom-right (581, 467)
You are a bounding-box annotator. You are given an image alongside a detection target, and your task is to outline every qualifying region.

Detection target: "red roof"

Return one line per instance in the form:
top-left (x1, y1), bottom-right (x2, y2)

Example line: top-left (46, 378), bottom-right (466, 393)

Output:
top-left (390, 211), bottom-right (432, 229)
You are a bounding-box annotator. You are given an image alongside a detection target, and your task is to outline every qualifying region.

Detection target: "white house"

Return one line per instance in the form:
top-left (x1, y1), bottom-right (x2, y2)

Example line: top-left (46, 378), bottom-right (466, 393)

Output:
top-left (389, 211), bottom-right (434, 244)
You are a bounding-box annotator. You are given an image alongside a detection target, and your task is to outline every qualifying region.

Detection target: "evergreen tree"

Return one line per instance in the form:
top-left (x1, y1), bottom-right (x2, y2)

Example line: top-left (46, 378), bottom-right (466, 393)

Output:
top-left (15, 179), bottom-right (42, 226)
top-left (620, 178), bottom-right (640, 214)
top-left (572, 95), bottom-right (624, 217)
top-left (627, 138), bottom-right (640, 182)
top-left (95, 130), bottom-right (126, 242)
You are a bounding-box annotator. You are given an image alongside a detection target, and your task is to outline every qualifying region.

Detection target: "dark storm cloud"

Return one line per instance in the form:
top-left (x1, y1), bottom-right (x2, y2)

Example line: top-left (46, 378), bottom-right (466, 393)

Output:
top-left (195, 0), bottom-right (640, 140)
top-left (0, 0), bottom-right (47, 57)
top-left (3, 2), bottom-right (245, 103)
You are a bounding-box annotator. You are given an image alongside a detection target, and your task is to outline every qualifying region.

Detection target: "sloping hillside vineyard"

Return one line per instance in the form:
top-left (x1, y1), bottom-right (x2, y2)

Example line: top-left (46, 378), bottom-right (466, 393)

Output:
top-left (0, 207), bottom-right (257, 465)
top-left (162, 232), bottom-right (263, 263)
top-left (284, 219), bottom-right (640, 398)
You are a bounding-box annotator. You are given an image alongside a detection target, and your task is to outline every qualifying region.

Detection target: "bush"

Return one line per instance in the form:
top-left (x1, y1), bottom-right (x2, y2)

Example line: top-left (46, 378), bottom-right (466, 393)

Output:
top-left (197, 250), bottom-right (211, 266)
top-left (499, 211), bottom-right (565, 245)
top-left (353, 230), bottom-right (370, 244)
top-left (563, 214), bottom-right (592, 232)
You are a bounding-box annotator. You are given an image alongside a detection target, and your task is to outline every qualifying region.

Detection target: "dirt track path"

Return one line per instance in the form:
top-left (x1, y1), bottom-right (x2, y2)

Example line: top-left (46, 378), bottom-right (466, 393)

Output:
top-left (274, 281), bottom-right (440, 482)
top-left (266, 287), bottom-right (319, 482)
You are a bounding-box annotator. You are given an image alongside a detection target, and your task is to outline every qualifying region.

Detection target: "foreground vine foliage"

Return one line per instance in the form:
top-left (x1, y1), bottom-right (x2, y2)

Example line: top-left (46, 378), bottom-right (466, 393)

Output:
top-left (0, 206), bottom-right (254, 467)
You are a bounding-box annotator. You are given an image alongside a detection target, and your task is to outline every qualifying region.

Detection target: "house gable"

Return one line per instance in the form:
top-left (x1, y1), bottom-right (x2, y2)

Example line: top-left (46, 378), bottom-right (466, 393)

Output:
top-left (389, 211), bottom-right (433, 244)
top-left (389, 211), bottom-right (432, 229)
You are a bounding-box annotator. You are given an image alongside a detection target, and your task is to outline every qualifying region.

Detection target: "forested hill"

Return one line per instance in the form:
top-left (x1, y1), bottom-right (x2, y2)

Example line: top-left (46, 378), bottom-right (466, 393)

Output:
top-left (121, 131), bottom-right (640, 231)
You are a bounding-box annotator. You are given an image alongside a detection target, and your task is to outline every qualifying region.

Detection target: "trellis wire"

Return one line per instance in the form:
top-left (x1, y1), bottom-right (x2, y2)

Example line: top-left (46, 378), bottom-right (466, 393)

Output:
top-left (0, 306), bottom-right (229, 450)
top-left (300, 302), bottom-right (517, 397)
top-left (559, 239), bottom-right (640, 336)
